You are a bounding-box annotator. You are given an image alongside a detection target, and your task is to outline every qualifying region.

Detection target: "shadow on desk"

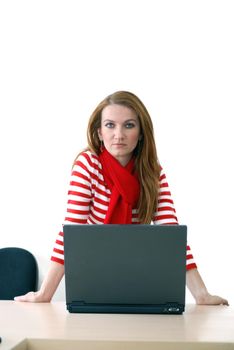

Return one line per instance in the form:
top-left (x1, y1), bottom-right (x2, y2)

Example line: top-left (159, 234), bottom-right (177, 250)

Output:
top-left (13, 339), bottom-right (234, 350)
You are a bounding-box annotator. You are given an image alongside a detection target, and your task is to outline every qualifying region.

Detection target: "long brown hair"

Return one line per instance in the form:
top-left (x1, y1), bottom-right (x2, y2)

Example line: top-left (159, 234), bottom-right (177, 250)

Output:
top-left (76, 91), bottom-right (161, 223)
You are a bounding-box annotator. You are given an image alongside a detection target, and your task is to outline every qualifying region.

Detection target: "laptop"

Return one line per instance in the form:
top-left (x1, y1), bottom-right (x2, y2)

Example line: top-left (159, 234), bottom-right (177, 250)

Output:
top-left (63, 224), bottom-right (187, 314)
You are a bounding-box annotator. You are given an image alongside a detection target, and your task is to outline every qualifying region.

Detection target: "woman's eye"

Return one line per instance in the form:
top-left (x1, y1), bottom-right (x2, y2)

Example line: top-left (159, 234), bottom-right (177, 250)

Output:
top-left (125, 123), bottom-right (135, 129)
top-left (104, 122), bottom-right (136, 129)
top-left (105, 123), bottom-right (115, 128)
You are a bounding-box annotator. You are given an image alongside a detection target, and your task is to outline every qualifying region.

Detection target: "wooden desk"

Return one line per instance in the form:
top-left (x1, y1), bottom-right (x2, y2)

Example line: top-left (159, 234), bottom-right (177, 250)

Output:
top-left (0, 301), bottom-right (233, 349)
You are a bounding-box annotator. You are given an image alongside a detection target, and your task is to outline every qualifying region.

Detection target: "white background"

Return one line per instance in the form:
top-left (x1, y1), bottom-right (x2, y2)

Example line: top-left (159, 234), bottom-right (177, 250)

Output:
top-left (0, 0), bottom-right (233, 304)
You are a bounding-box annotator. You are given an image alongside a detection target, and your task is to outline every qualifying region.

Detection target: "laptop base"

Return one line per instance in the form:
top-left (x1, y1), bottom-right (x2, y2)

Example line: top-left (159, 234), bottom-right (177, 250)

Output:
top-left (67, 302), bottom-right (184, 314)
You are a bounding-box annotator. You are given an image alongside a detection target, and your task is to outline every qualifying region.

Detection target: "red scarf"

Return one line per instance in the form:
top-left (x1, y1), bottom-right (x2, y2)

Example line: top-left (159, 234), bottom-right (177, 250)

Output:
top-left (99, 149), bottom-right (140, 224)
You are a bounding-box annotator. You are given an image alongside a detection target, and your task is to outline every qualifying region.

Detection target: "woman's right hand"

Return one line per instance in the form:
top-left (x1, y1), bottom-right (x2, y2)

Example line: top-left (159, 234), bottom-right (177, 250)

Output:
top-left (14, 261), bottom-right (65, 303)
top-left (14, 290), bottom-right (51, 303)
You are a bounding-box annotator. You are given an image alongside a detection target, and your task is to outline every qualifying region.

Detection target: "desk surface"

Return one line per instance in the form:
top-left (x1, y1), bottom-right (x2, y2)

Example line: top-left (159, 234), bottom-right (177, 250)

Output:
top-left (0, 301), bottom-right (234, 350)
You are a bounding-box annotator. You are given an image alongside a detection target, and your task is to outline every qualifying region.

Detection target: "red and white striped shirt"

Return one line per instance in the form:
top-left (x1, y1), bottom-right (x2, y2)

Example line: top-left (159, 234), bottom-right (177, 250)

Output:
top-left (51, 151), bottom-right (197, 270)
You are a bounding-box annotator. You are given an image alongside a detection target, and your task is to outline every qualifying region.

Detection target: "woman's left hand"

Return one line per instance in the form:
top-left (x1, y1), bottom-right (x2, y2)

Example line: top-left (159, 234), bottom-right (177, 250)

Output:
top-left (186, 269), bottom-right (229, 306)
top-left (195, 293), bottom-right (229, 306)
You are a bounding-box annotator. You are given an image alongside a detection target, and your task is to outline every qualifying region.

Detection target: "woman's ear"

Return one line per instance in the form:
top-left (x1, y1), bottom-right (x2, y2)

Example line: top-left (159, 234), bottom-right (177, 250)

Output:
top-left (97, 129), bottom-right (102, 140)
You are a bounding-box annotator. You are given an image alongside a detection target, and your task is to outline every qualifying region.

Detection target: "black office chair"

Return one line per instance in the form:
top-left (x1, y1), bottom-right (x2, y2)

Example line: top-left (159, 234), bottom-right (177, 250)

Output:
top-left (0, 247), bottom-right (38, 300)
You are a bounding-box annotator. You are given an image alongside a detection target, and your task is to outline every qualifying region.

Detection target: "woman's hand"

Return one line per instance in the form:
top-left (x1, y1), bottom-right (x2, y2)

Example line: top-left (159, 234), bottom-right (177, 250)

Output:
top-left (14, 290), bottom-right (51, 303)
top-left (195, 292), bottom-right (229, 306)
top-left (186, 268), bottom-right (229, 306)
top-left (14, 261), bottom-right (64, 303)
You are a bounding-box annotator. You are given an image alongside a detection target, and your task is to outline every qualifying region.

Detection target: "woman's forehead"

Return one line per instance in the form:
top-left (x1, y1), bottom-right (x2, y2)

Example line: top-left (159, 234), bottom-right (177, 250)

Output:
top-left (101, 104), bottom-right (138, 121)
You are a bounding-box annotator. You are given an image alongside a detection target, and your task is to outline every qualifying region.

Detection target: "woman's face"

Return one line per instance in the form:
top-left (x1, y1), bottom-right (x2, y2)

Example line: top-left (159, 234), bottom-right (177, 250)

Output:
top-left (98, 104), bottom-right (141, 166)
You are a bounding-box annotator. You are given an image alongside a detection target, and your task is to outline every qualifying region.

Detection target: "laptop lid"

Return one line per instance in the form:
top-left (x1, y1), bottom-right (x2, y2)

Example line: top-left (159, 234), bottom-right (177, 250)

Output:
top-left (63, 224), bottom-right (187, 314)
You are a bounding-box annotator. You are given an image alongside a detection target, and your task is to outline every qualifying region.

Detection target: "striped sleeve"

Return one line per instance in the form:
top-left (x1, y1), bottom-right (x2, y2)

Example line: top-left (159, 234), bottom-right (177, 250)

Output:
top-left (153, 167), bottom-right (197, 271)
top-left (51, 152), bottom-right (93, 265)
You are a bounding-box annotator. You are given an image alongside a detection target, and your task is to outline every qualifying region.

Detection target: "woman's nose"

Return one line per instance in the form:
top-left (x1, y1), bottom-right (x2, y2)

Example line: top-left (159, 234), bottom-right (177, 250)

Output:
top-left (114, 126), bottom-right (125, 139)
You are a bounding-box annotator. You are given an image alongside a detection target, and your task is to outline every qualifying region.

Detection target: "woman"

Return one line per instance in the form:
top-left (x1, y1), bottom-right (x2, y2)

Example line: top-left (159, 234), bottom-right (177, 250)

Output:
top-left (15, 91), bottom-right (228, 305)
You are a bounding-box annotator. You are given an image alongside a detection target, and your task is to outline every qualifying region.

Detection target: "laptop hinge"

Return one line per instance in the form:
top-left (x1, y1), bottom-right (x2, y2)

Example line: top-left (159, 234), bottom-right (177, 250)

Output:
top-left (67, 301), bottom-right (184, 314)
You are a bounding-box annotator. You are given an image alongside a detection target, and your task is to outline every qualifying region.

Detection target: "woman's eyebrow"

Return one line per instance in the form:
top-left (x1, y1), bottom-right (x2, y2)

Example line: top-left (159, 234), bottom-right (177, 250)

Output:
top-left (102, 118), bottom-right (137, 122)
top-left (102, 119), bottom-right (114, 122)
